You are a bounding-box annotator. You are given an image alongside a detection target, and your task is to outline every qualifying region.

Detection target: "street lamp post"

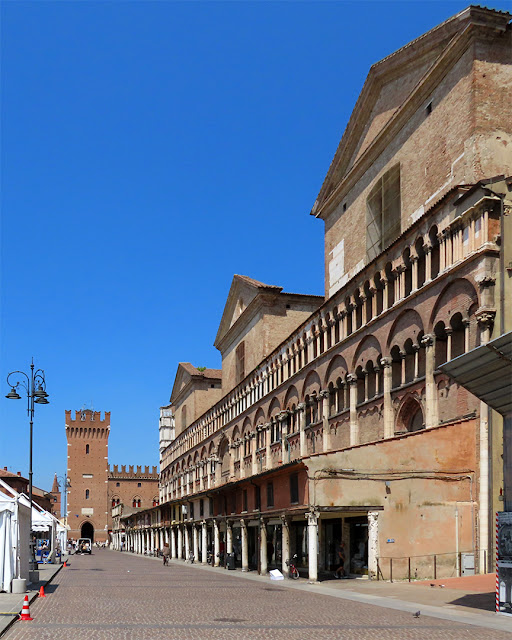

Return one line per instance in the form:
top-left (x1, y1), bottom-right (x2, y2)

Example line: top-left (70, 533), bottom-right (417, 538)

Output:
top-left (6, 359), bottom-right (49, 570)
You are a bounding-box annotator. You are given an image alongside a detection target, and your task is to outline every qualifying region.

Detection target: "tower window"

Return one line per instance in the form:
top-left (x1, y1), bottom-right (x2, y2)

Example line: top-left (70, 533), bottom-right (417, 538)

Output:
top-left (85, 444), bottom-right (89, 454)
top-left (85, 489), bottom-right (90, 500)
top-left (116, 482), bottom-right (120, 487)
top-left (137, 482), bottom-right (141, 488)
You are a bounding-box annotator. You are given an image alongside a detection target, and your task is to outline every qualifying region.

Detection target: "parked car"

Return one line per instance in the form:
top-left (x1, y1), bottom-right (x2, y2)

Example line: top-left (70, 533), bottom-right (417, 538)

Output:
top-left (78, 538), bottom-right (92, 554)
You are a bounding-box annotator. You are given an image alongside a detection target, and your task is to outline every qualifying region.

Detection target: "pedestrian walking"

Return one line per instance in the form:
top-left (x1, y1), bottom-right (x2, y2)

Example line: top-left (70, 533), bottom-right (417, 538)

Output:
top-left (334, 541), bottom-right (347, 579)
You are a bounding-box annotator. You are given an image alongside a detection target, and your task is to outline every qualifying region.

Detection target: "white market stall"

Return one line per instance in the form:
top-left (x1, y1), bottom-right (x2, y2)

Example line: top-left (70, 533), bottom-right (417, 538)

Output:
top-left (0, 479), bottom-right (30, 592)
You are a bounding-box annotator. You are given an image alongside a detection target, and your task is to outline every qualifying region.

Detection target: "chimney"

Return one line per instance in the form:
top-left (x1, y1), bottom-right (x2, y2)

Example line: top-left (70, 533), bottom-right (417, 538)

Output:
top-left (17, 472), bottom-right (21, 476)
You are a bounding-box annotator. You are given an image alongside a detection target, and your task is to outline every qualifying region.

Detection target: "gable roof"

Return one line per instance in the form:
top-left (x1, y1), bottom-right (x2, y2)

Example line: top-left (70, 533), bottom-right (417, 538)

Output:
top-left (169, 363), bottom-right (222, 404)
top-left (214, 274), bottom-right (283, 350)
top-left (311, 5), bottom-right (511, 220)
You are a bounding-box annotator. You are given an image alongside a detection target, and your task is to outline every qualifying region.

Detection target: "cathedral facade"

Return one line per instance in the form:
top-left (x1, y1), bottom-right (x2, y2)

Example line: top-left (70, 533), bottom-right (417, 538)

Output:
top-left (121, 6), bottom-right (512, 580)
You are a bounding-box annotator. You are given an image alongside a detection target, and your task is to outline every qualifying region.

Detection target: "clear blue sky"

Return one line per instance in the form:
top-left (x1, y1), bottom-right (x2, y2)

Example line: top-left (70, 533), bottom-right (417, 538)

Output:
top-left (2, 1), bottom-right (509, 491)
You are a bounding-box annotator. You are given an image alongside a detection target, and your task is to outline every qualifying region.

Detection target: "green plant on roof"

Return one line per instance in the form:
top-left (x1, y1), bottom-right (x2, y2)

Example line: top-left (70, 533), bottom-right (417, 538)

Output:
top-left (197, 366), bottom-right (206, 372)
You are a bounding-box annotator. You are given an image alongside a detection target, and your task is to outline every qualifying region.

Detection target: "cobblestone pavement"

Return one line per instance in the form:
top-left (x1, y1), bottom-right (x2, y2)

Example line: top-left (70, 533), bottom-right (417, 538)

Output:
top-left (4, 549), bottom-right (511, 639)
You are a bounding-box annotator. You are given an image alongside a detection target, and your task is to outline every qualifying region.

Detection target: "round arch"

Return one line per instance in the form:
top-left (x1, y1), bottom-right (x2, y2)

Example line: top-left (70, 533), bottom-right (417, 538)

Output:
top-left (80, 521), bottom-right (94, 541)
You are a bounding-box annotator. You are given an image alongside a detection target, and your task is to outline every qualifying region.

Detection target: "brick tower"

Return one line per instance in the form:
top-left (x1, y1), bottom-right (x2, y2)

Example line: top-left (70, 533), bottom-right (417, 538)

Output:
top-left (66, 409), bottom-right (110, 543)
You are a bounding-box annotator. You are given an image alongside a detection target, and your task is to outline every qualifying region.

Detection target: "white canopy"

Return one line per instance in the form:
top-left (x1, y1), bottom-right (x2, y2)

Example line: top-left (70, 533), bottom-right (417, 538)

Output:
top-left (0, 479), bottom-right (30, 591)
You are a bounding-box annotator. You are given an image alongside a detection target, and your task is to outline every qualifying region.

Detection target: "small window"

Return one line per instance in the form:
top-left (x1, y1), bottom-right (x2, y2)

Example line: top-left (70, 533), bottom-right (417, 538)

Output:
top-left (85, 489), bottom-right (90, 500)
top-left (85, 444), bottom-right (89, 455)
top-left (266, 482), bottom-right (274, 508)
top-left (116, 482), bottom-right (120, 487)
top-left (190, 502), bottom-right (194, 519)
top-left (137, 482), bottom-right (141, 488)
top-left (290, 473), bottom-right (299, 504)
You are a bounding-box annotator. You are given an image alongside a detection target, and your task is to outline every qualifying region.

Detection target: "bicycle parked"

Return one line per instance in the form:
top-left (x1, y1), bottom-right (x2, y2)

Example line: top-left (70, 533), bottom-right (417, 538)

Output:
top-left (285, 553), bottom-right (300, 580)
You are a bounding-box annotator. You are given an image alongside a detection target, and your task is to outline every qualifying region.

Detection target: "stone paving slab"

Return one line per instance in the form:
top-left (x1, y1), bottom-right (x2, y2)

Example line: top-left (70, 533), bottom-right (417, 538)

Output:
top-left (0, 563), bottom-right (63, 638)
top-left (5, 549), bottom-right (509, 639)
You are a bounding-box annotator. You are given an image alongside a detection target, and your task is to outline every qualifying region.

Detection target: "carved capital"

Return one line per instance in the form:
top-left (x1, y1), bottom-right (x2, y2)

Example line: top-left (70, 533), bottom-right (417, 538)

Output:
top-left (346, 373), bottom-right (358, 385)
top-left (319, 390), bottom-right (330, 399)
top-left (297, 403), bottom-right (306, 412)
top-left (380, 357), bottom-right (392, 369)
top-left (476, 309), bottom-right (496, 328)
top-left (421, 333), bottom-right (435, 348)
top-left (476, 275), bottom-right (496, 289)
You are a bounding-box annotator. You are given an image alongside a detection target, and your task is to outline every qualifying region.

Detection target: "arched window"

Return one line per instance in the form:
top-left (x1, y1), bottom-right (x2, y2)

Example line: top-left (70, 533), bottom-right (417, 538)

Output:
top-left (85, 489), bottom-right (90, 500)
top-left (85, 444), bottom-right (89, 455)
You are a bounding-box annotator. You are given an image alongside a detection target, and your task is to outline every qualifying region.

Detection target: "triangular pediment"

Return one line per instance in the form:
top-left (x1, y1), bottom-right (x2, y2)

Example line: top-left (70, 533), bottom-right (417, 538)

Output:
top-left (169, 363), bottom-right (221, 404)
top-left (312, 6), bottom-right (504, 218)
top-left (214, 275), bottom-right (282, 350)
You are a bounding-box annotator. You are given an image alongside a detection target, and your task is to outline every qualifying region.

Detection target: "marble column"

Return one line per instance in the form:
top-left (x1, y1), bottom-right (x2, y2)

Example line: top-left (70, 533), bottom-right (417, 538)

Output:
top-left (381, 357), bottom-right (394, 438)
top-left (306, 511), bottom-right (319, 583)
top-left (320, 390), bottom-right (331, 452)
top-left (298, 404), bottom-right (307, 457)
top-left (213, 520), bottom-right (220, 567)
top-left (260, 520), bottom-right (268, 575)
top-left (367, 511), bottom-right (379, 579)
top-left (421, 334), bottom-right (438, 428)
top-left (281, 516), bottom-right (290, 578)
top-left (347, 374), bottom-right (359, 446)
top-left (171, 527), bottom-right (176, 559)
top-left (241, 520), bottom-right (249, 572)
top-left (193, 525), bottom-right (199, 563)
top-left (177, 526), bottom-right (183, 560)
top-left (201, 521), bottom-right (207, 564)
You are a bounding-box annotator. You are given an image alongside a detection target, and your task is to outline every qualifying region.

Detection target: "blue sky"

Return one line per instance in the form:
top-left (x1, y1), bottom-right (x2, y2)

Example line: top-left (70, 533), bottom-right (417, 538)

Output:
top-left (2, 1), bottom-right (509, 491)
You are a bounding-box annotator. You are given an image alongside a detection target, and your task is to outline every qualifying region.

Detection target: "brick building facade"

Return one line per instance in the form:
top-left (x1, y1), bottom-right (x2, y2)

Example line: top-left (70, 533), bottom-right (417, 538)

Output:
top-left (65, 409), bottom-right (158, 542)
top-left (120, 6), bottom-right (512, 580)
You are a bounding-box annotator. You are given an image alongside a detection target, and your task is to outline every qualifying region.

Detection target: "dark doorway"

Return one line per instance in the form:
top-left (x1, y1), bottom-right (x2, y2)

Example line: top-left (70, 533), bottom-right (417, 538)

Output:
top-left (81, 521), bottom-right (94, 541)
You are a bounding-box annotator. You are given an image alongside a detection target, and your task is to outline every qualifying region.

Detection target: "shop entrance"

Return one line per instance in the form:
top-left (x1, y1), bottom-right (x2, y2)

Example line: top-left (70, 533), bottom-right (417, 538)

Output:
top-left (81, 521), bottom-right (94, 542)
top-left (348, 516), bottom-right (368, 575)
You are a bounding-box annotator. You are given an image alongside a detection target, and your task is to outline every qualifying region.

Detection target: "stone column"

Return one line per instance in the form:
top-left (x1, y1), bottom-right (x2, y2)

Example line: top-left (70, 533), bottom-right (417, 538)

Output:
top-left (260, 519), bottom-right (268, 575)
top-left (381, 278), bottom-right (389, 312)
top-left (347, 374), bottom-right (359, 446)
top-left (320, 390), bottom-right (331, 452)
top-left (278, 412), bottom-right (288, 463)
top-left (411, 254), bottom-right (418, 291)
top-left (413, 343), bottom-right (420, 380)
top-left (229, 445), bottom-right (235, 478)
top-left (201, 521), bottom-right (207, 564)
top-left (213, 520), bottom-right (220, 567)
top-left (251, 432), bottom-right (259, 475)
top-left (421, 334), bottom-right (438, 428)
top-left (193, 525), bottom-right (199, 562)
top-left (184, 525), bottom-right (190, 561)
top-left (445, 327), bottom-right (453, 361)
top-left (424, 243), bottom-right (432, 283)
top-left (298, 404), bottom-right (307, 457)
top-left (400, 350), bottom-right (406, 385)
top-left (177, 526), bottom-right (183, 560)
top-left (199, 462), bottom-right (205, 491)
top-left (241, 519), bottom-right (249, 572)
top-left (463, 319), bottom-right (470, 353)
top-left (226, 521), bottom-right (233, 555)
top-left (367, 511), bottom-right (379, 579)
top-left (281, 516), bottom-right (290, 578)
top-left (381, 357), bottom-right (394, 438)
top-left (306, 511), bottom-right (319, 583)
top-left (265, 423), bottom-right (272, 470)
top-left (171, 527), bottom-right (176, 559)
top-left (477, 311), bottom-right (494, 573)
top-left (438, 231), bottom-right (446, 271)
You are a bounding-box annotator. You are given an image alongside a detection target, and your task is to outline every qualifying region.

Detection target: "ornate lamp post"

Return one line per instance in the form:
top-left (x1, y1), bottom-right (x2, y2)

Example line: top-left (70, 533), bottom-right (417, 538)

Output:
top-left (6, 359), bottom-right (49, 569)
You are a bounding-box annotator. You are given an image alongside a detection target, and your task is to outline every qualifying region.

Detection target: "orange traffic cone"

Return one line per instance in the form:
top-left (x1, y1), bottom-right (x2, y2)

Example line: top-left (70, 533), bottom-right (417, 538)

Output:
top-left (19, 595), bottom-right (33, 621)
top-left (63, 561), bottom-right (67, 567)
top-left (38, 585), bottom-right (46, 598)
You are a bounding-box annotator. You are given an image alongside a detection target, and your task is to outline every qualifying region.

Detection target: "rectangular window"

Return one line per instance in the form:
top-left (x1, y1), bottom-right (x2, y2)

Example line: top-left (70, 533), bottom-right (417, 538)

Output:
top-left (137, 482), bottom-right (141, 487)
top-left (266, 482), bottom-right (274, 508)
top-left (231, 493), bottom-right (237, 514)
top-left (290, 473), bottom-right (299, 504)
top-left (242, 489), bottom-right (248, 512)
top-left (254, 485), bottom-right (261, 511)
top-left (366, 165), bottom-right (401, 261)
top-left (236, 342), bottom-right (245, 383)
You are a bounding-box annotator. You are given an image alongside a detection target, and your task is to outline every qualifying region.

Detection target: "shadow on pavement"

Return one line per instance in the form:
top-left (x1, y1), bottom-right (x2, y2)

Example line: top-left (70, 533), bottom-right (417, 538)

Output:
top-left (449, 592), bottom-right (495, 612)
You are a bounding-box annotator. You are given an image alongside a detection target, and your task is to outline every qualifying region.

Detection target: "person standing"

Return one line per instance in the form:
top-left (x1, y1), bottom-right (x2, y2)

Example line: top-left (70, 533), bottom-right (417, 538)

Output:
top-left (334, 541), bottom-right (347, 579)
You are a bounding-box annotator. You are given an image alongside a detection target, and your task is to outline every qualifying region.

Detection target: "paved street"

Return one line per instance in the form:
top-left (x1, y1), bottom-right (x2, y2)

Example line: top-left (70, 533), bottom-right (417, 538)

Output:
top-left (4, 549), bottom-right (511, 640)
